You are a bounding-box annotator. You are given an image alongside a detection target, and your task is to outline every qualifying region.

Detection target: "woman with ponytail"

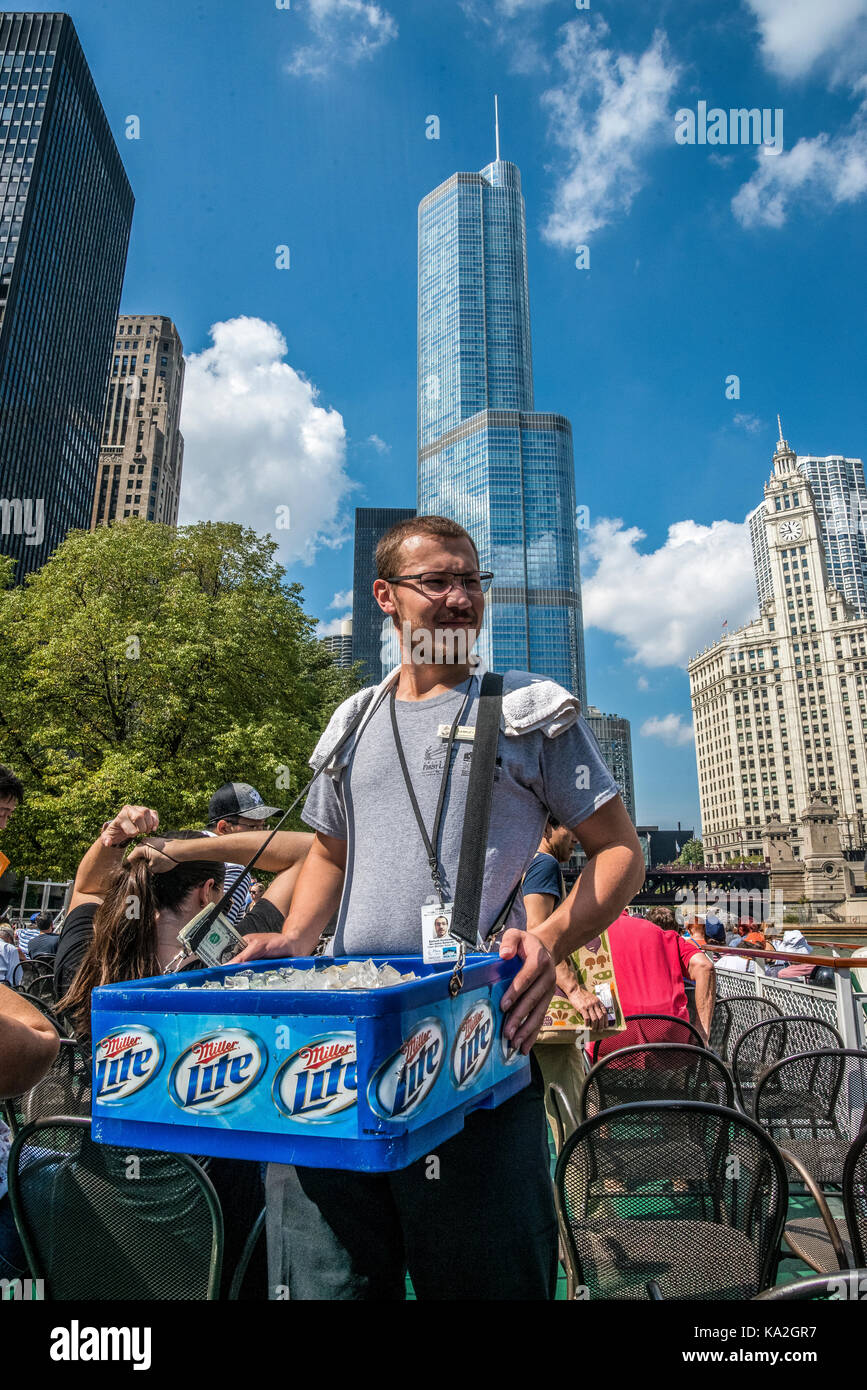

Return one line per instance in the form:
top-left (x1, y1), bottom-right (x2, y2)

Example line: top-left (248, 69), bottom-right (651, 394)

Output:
top-left (55, 804), bottom-right (313, 1041)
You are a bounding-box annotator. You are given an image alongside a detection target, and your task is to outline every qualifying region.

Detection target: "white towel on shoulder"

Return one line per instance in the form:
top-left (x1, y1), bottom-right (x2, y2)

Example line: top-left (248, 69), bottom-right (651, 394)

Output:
top-left (309, 662), bottom-right (581, 779)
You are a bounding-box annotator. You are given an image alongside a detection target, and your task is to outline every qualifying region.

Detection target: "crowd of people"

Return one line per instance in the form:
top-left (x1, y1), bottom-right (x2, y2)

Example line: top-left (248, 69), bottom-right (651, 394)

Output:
top-left (0, 512), bottom-right (836, 1301)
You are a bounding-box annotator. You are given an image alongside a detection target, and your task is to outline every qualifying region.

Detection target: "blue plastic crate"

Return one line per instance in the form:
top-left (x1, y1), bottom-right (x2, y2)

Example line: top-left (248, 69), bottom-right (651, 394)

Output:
top-left (90, 954), bottom-right (531, 1172)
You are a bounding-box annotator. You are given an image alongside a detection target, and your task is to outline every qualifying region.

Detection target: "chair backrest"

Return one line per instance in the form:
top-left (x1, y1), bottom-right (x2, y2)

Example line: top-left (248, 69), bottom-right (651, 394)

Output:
top-left (753, 1048), bottom-right (867, 1185)
top-left (755, 1269), bottom-right (867, 1300)
top-left (580, 1044), bottom-right (734, 1120)
top-left (843, 1115), bottom-right (867, 1267)
top-left (12, 1038), bottom-right (92, 1131)
top-left (8, 1117), bottom-right (223, 1300)
top-left (731, 1015), bottom-right (844, 1111)
top-left (708, 994), bottom-right (784, 1062)
top-left (590, 1013), bottom-right (705, 1064)
top-left (547, 1083), bottom-right (578, 1152)
top-left (554, 1099), bottom-right (788, 1300)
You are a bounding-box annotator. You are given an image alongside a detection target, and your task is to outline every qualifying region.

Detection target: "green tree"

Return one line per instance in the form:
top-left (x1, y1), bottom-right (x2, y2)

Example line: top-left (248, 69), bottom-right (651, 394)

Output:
top-left (675, 837), bottom-right (704, 867)
top-left (0, 520), bottom-right (361, 879)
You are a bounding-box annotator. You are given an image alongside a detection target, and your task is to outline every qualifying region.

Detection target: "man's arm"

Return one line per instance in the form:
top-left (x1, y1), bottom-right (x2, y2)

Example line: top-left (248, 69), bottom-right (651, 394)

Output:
top-left (499, 796), bottom-right (644, 1053)
top-left (687, 953), bottom-right (715, 1043)
top-left (0, 984), bottom-right (60, 1097)
top-left (524, 893), bottom-right (606, 1030)
top-left (532, 797), bottom-right (645, 966)
top-left (128, 829), bottom-right (314, 875)
top-left (234, 831), bottom-right (347, 962)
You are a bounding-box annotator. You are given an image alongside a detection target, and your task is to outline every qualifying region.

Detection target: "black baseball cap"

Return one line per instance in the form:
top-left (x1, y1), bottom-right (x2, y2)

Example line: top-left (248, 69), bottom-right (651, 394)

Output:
top-left (208, 782), bottom-right (281, 825)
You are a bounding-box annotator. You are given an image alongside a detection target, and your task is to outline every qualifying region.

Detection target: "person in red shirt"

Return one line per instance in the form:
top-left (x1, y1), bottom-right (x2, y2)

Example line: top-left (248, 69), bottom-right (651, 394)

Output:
top-left (597, 910), bottom-right (715, 1048)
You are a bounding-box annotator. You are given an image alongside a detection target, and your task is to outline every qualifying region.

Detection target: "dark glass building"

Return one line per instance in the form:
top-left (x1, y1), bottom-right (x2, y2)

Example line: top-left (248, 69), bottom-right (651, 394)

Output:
top-left (0, 12), bottom-right (134, 577)
top-left (418, 155), bottom-right (587, 703)
top-left (352, 506), bottom-right (415, 685)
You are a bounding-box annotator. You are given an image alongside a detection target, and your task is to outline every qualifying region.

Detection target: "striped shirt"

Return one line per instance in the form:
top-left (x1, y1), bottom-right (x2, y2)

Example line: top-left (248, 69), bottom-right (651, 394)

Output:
top-left (202, 831), bottom-right (250, 925)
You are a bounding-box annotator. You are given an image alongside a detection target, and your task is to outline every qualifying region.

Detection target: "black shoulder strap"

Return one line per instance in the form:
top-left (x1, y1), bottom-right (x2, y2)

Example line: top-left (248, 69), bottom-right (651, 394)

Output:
top-left (450, 672), bottom-right (504, 947)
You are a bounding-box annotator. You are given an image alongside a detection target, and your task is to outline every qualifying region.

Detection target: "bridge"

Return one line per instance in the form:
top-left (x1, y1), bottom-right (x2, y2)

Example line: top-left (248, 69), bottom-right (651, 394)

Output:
top-left (632, 867), bottom-right (770, 907)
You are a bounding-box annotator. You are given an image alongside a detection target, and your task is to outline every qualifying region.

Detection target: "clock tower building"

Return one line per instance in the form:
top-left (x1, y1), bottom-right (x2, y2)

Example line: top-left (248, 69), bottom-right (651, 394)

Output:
top-left (689, 424), bottom-right (867, 865)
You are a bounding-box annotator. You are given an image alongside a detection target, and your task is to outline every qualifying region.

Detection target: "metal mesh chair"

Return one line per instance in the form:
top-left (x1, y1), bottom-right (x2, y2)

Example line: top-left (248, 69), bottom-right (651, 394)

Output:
top-left (554, 1100), bottom-right (788, 1300)
top-left (8, 1117), bottom-right (223, 1300)
top-left (754, 1048), bottom-right (867, 1274)
top-left (843, 1118), bottom-right (867, 1267)
top-left (590, 1014), bottom-right (705, 1065)
top-left (731, 1015), bottom-right (843, 1113)
top-left (707, 993), bottom-right (783, 1062)
top-left (755, 1269), bottom-right (867, 1300)
top-left (10, 958), bottom-right (53, 992)
top-left (547, 1083), bottom-right (578, 1152)
top-left (5, 1038), bottom-right (92, 1135)
top-left (580, 1044), bottom-right (734, 1121)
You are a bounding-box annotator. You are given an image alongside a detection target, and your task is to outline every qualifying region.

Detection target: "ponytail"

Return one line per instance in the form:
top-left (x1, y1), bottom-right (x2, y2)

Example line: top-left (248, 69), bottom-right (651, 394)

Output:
top-left (58, 834), bottom-right (220, 1040)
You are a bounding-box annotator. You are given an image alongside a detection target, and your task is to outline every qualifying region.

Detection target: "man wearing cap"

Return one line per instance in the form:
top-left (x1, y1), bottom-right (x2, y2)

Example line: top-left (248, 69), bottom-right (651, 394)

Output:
top-left (205, 782), bottom-right (281, 924)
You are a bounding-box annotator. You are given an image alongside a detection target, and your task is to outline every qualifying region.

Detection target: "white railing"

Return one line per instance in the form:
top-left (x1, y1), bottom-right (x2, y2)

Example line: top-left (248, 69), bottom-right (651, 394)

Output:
top-left (713, 961), bottom-right (867, 1049)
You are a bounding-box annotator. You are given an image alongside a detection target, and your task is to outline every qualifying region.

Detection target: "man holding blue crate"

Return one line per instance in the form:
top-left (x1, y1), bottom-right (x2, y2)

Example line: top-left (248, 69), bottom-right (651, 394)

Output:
top-left (237, 515), bottom-right (645, 1300)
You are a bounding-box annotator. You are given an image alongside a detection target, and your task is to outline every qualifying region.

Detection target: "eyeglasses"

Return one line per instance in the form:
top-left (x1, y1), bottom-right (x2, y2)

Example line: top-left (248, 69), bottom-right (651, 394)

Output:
top-left (386, 571), bottom-right (494, 597)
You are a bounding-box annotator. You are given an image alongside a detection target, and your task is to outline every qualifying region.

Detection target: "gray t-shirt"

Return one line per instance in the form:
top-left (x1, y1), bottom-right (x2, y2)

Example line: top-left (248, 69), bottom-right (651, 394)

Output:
top-left (302, 674), bottom-right (619, 956)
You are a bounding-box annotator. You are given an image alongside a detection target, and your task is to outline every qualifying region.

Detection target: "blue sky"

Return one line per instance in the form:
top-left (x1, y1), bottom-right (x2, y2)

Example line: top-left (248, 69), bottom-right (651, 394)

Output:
top-left (68, 0), bottom-right (867, 830)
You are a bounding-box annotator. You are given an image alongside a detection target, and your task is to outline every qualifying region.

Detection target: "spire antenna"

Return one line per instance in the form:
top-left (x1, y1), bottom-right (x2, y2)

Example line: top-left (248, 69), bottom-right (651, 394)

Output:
top-left (494, 93), bottom-right (500, 162)
top-left (777, 412), bottom-right (784, 446)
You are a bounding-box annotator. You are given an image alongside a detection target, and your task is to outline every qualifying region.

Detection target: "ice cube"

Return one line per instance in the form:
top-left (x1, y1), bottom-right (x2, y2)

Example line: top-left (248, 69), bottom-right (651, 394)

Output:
top-left (377, 964), bottom-right (403, 987)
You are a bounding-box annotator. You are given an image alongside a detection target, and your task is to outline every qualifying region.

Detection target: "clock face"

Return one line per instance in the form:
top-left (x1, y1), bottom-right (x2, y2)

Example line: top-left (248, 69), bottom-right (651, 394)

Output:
top-left (778, 519), bottom-right (803, 542)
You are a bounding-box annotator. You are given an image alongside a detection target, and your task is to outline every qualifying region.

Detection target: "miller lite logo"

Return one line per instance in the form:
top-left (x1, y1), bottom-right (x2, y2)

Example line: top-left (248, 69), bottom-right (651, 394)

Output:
top-left (499, 1015), bottom-right (522, 1066)
top-left (169, 1028), bottom-right (266, 1112)
top-left (451, 1000), bottom-right (494, 1089)
top-left (95, 1026), bottom-right (164, 1103)
top-left (273, 1033), bottom-right (358, 1122)
top-left (369, 1017), bottom-right (445, 1120)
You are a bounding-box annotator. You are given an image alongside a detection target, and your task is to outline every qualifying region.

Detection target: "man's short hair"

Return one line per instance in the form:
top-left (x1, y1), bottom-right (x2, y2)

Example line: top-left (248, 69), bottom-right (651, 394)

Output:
top-left (375, 515), bottom-right (480, 580)
top-left (0, 765), bottom-right (23, 804)
top-left (0, 925), bottom-right (14, 942)
top-left (643, 906), bottom-right (678, 930)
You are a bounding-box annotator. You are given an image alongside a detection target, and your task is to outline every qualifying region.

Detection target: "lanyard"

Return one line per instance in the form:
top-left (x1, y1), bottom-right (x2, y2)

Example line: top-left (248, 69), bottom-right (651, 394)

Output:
top-left (389, 677), bottom-right (473, 907)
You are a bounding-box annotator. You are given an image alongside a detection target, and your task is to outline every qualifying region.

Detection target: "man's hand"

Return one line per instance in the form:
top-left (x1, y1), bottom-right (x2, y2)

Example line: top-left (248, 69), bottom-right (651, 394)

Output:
top-left (100, 806), bottom-right (159, 848)
top-left (497, 929), bottom-right (555, 1055)
top-left (564, 984), bottom-right (607, 1030)
top-left (232, 933), bottom-right (295, 965)
top-left (127, 837), bottom-right (175, 872)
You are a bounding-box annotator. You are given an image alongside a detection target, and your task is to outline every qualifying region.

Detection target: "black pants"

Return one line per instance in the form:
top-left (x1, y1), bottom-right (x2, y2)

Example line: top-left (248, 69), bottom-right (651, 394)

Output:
top-left (265, 1057), bottom-right (558, 1300)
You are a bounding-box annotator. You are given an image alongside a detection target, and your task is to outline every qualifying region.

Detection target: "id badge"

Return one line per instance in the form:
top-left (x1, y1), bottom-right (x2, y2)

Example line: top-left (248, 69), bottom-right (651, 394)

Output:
top-left (421, 901), bottom-right (459, 964)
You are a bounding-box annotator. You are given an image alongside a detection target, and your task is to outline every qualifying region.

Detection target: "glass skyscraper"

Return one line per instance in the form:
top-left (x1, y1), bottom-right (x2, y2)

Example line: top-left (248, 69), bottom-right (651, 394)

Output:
top-left (0, 12), bottom-right (134, 578)
top-left (418, 156), bottom-right (587, 703)
top-left (352, 505), bottom-right (416, 685)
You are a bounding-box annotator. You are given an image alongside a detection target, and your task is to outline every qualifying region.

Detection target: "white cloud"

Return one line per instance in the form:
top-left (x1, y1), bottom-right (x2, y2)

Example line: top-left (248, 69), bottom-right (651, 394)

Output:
top-left (329, 588), bottom-right (353, 609)
top-left (460, 0), bottom-right (567, 74)
top-left (317, 613), bottom-right (352, 637)
top-left (179, 317), bottom-right (355, 565)
top-left (636, 675), bottom-right (650, 691)
top-left (540, 18), bottom-right (681, 248)
top-left (733, 412), bottom-right (765, 434)
top-left (581, 516), bottom-right (758, 668)
top-left (744, 0), bottom-right (867, 84)
top-left (367, 433), bottom-right (390, 453)
top-left (732, 97), bottom-right (867, 226)
top-left (641, 713), bottom-right (695, 747)
top-left (287, 0), bottom-right (397, 79)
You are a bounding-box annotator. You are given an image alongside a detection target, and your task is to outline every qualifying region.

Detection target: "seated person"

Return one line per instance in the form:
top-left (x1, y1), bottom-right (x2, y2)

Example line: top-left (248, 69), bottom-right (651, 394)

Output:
top-left (27, 911), bottom-right (60, 959)
top-left (594, 909), bottom-right (715, 1051)
top-left (55, 804), bottom-right (313, 1035)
